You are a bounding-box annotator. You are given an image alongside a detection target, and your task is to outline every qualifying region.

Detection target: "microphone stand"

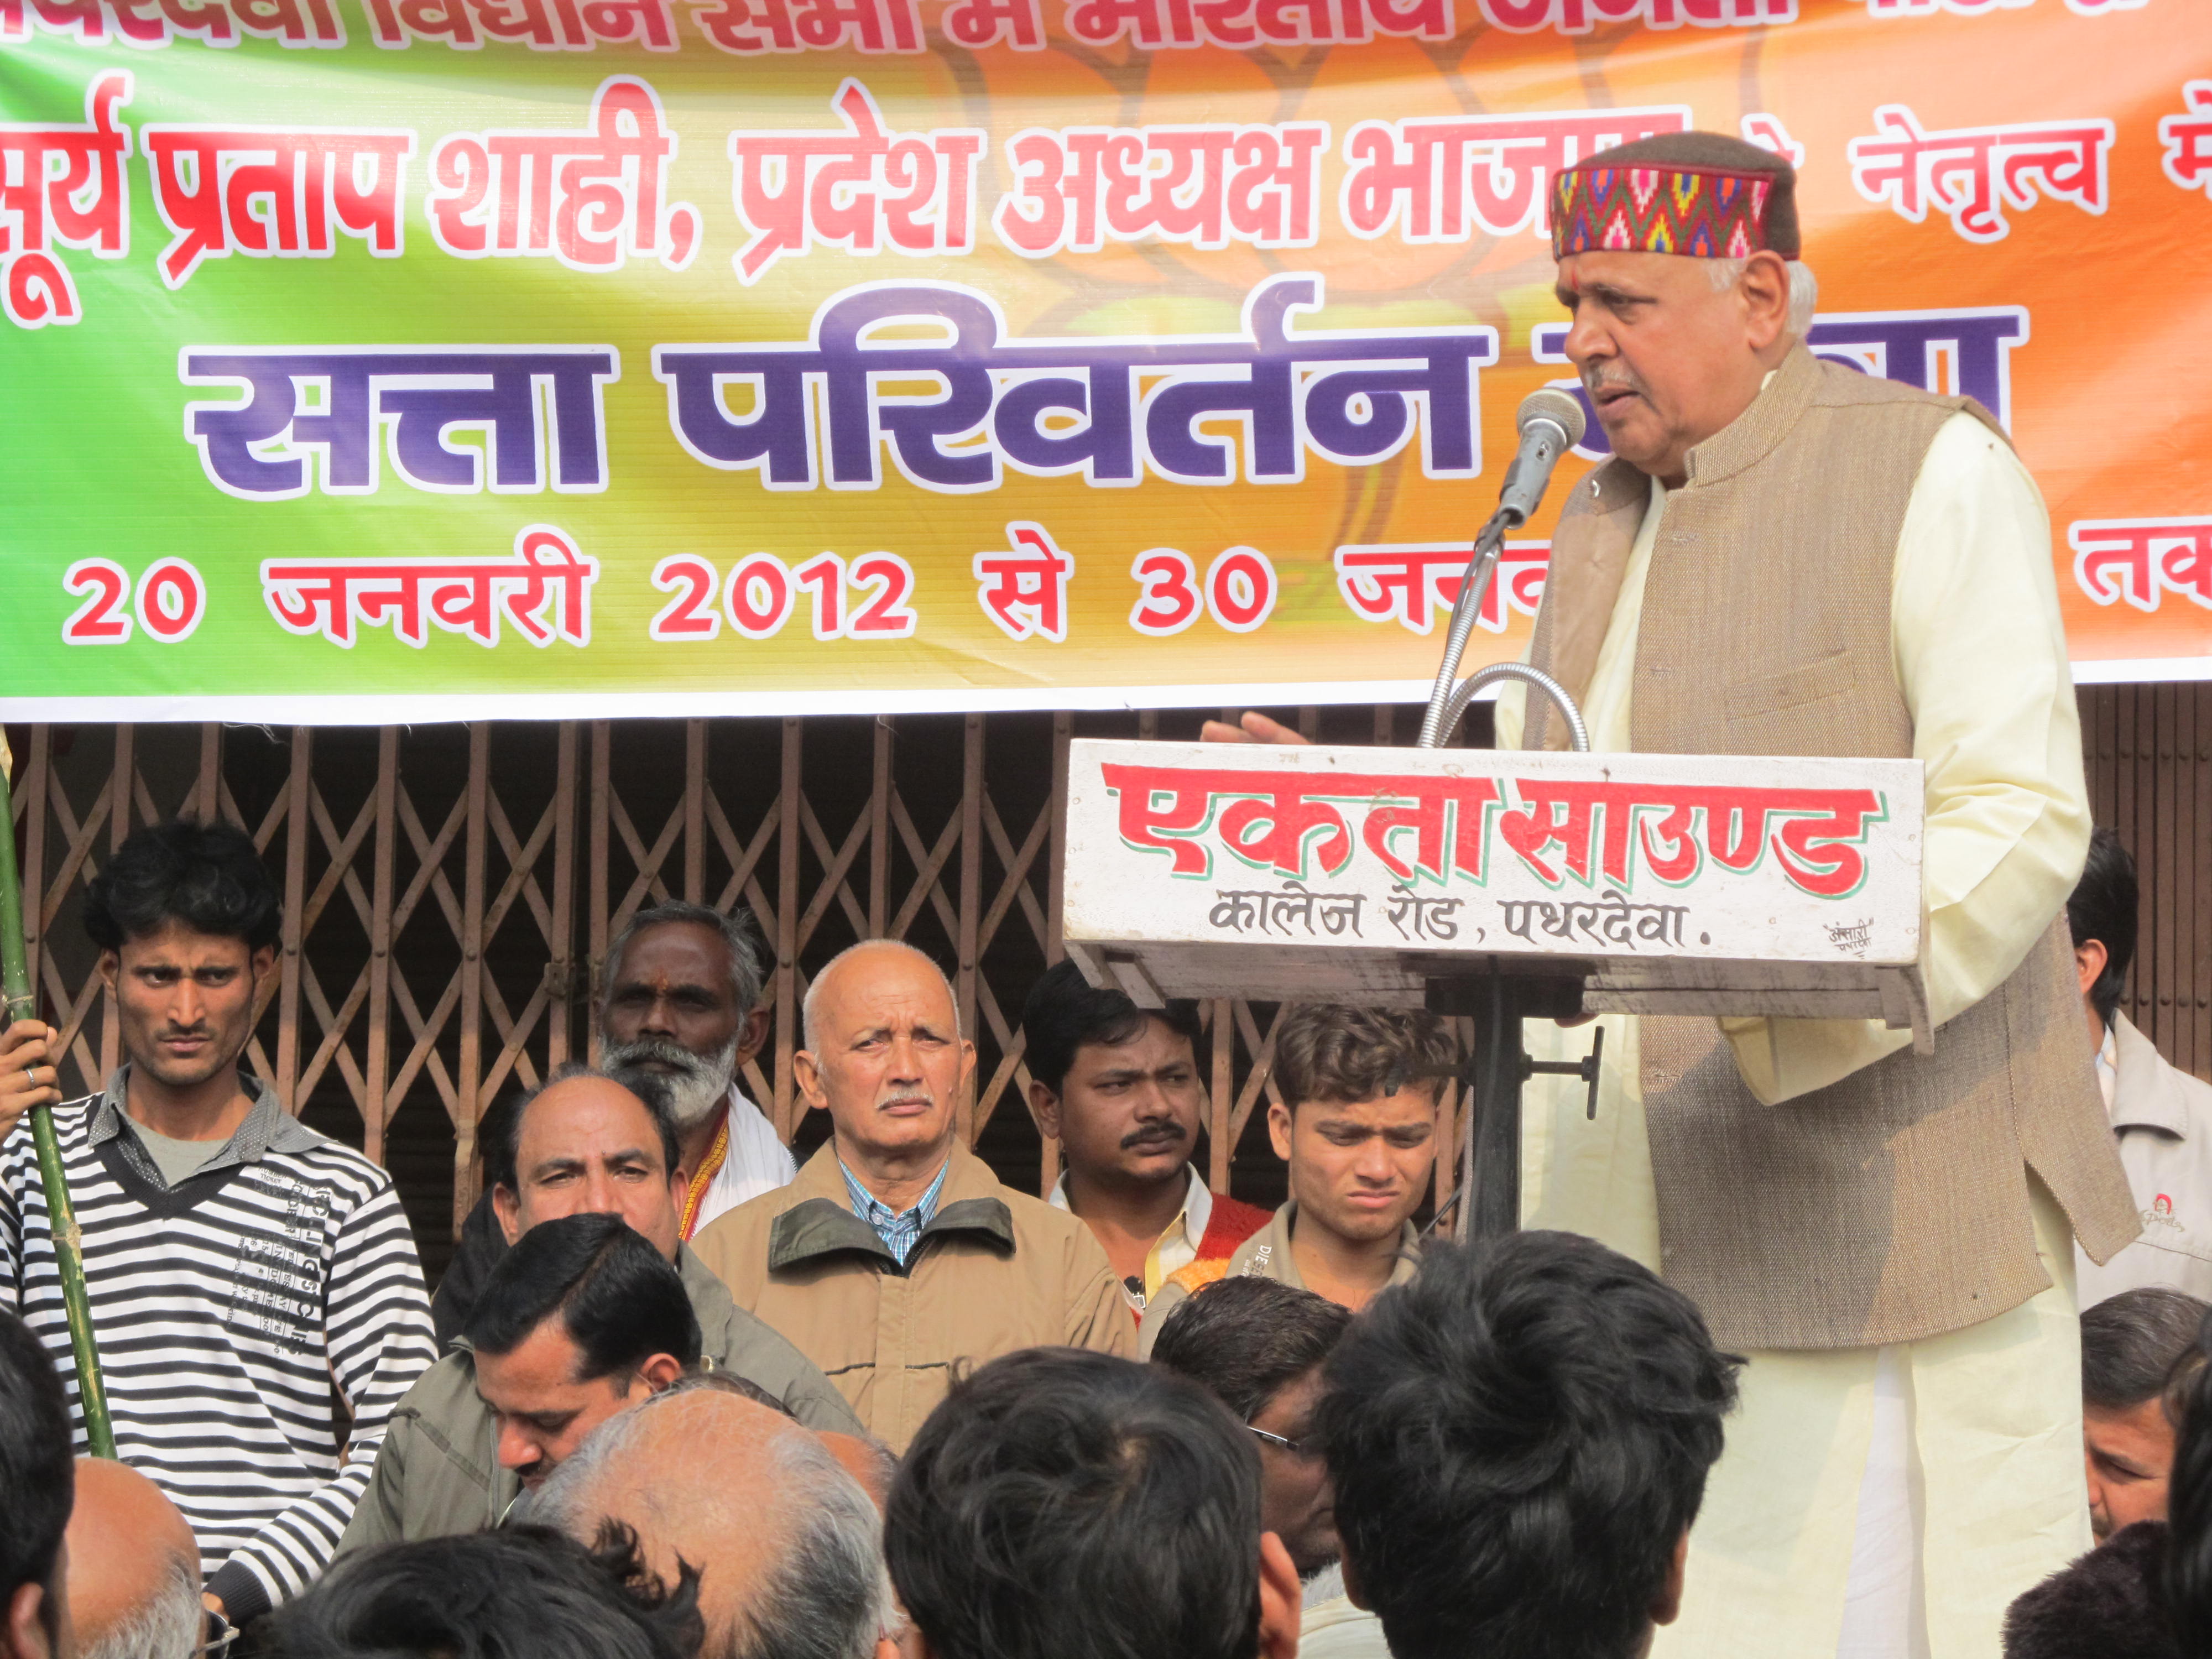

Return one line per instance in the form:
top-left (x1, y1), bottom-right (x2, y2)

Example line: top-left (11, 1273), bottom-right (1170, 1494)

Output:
top-left (1408, 427), bottom-right (1601, 1247)
top-left (1415, 506), bottom-right (1515, 750)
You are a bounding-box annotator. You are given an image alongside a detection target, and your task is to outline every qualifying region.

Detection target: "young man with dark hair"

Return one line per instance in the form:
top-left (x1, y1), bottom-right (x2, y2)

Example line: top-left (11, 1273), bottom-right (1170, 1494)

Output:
top-left (2067, 827), bottom-right (2212, 1305)
top-left (465, 1214), bottom-right (701, 1493)
top-left (1141, 1003), bottom-right (1451, 1348)
top-left (0, 819), bottom-right (436, 1629)
top-left (1150, 1277), bottom-right (1385, 1658)
top-left (885, 1347), bottom-right (1299, 1659)
top-left (342, 1066), bottom-right (859, 1550)
top-left (1318, 1232), bottom-right (1740, 1659)
top-left (2079, 1286), bottom-right (2207, 1542)
top-left (1021, 959), bottom-right (1267, 1315)
top-left (0, 1308), bottom-right (75, 1659)
top-left (432, 900), bottom-right (791, 1346)
top-left (264, 1525), bottom-right (701, 1659)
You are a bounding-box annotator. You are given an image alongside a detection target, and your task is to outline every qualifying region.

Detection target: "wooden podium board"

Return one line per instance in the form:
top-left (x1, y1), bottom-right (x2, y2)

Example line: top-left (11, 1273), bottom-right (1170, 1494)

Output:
top-left (1060, 739), bottom-right (1931, 1237)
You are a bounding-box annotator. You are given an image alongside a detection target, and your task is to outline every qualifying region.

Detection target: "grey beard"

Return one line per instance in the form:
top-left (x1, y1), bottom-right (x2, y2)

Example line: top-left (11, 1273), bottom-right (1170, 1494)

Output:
top-left (599, 1033), bottom-right (739, 1132)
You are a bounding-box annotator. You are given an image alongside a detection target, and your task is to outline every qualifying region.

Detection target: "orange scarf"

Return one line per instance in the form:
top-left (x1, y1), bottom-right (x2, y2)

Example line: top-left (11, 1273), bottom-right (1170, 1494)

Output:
top-left (677, 1107), bottom-right (731, 1241)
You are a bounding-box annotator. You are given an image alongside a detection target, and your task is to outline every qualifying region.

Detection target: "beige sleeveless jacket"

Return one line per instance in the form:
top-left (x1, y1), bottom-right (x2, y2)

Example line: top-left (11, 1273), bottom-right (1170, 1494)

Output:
top-left (1524, 345), bottom-right (2137, 1350)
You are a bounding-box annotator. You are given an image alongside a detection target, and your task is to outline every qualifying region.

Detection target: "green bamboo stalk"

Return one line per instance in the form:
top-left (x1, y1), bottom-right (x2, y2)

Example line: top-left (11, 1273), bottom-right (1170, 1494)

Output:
top-left (0, 753), bottom-right (116, 1458)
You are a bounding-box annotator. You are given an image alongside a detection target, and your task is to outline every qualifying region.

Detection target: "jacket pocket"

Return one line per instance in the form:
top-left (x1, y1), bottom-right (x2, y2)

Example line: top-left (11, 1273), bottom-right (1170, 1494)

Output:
top-left (1724, 650), bottom-right (1855, 721)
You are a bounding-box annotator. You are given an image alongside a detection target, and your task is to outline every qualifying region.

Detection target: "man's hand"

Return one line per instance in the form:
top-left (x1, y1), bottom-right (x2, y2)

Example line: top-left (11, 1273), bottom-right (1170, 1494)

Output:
top-left (1198, 711), bottom-right (1311, 746)
top-left (0, 1021), bottom-right (61, 1144)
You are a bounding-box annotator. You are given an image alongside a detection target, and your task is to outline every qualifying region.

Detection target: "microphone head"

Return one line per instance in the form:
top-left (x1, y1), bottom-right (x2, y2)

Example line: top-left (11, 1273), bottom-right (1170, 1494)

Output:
top-left (1516, 387), bottom-right (1588, 448)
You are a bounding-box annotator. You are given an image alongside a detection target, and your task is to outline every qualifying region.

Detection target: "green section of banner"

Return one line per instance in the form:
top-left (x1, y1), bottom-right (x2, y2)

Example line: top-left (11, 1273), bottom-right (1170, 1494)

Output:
top-left (3, 5), bottom-right (2208, 718)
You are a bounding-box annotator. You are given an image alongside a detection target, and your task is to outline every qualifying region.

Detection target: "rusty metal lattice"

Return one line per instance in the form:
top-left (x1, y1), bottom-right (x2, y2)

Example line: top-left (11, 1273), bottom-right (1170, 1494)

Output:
top-left (6, 705), bottom-right (1465, 1269)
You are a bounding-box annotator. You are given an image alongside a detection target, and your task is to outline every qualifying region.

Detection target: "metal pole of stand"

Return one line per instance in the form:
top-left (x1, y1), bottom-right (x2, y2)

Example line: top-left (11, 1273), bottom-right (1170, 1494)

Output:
top-left (1450, 958), bottom-right (1605, 1244)
top-left (1464, 962), bottom-right (1524, 1241)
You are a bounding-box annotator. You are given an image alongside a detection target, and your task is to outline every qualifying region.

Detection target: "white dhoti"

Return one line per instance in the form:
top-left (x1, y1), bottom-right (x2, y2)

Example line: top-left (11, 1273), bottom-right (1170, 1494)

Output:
top-left (1524, 1013), bottom-right (2088, 1659)
top-left (1501, 407), bottom-right (2098, 1657)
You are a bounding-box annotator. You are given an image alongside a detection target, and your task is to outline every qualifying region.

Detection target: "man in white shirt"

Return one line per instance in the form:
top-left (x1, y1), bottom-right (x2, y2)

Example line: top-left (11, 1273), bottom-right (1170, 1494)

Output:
top-left (1022, 960), bottom-right (1269, 1316)
top-left (432, 902), bottom-right (794, 1345)
top-left (598, 902), bottom-right (794, 1233)
top-left (2068, 828), bottom-right (2212, 1306)
top-left (1210, 130), bottom-right (2137, 1658)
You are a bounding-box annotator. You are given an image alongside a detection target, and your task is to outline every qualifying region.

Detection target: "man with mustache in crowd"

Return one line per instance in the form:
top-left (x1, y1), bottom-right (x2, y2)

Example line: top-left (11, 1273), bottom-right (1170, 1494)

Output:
top-left (1020, 960), bottom-right (1269, 1317)
top-left (431, 902), bottom-right (790, 1346)
top-left (1209, 132), bottom-right (2138, 1655)
top-left (341, 1066), bottom-right (859, 1549)
top-left (694, 940), bottom-right (1133, 1451)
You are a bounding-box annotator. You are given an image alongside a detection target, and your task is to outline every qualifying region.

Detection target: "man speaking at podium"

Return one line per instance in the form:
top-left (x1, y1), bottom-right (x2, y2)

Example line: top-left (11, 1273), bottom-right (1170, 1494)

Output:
top-left (1215, 133), bottom-right (2137, 1656)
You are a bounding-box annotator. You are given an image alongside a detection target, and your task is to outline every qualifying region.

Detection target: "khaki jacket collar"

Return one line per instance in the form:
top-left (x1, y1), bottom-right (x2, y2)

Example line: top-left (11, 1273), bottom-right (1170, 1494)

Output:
top-left (1681, 342), bottom-right (1820, 490)
top-left (2112, 1015), bottom-right (2193, 1140)
top-left (1263, 1200), bottom-right (1421, 1291)
top-left (770, 1142), bottom-right (1013, 1274)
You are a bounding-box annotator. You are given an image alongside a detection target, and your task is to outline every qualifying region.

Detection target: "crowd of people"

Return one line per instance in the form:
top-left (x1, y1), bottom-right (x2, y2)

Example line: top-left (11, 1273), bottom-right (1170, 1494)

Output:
top-left (7, 128), bottom-right (2212, 1659)
top-left (0, 801), bottom-right (2205, 1659)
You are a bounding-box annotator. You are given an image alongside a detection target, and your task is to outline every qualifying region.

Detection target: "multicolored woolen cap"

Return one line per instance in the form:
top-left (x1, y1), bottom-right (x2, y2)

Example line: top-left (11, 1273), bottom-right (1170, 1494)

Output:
top-left (1549, 132), bottom-right (1800, 262)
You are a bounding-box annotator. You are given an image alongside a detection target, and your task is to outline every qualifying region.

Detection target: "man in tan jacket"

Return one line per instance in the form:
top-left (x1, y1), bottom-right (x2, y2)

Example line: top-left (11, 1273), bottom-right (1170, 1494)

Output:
top-left (693, 941), bottom-right (1133, 1450)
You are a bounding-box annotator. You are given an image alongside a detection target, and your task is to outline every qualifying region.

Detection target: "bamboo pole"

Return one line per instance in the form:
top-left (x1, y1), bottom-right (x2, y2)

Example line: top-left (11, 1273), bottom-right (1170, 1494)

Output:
top-left (0, 752), bottom-right (115, 1456)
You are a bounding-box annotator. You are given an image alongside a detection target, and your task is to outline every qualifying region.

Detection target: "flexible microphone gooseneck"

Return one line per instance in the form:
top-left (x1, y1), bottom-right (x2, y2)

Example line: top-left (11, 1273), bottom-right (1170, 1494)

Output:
top-left (1416, 389), bottom-right (1589, 749)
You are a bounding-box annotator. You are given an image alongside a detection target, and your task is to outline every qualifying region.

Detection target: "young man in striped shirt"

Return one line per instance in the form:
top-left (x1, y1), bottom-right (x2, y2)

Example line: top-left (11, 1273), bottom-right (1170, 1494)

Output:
top-left (0, 819), bottom-right (436, 1630)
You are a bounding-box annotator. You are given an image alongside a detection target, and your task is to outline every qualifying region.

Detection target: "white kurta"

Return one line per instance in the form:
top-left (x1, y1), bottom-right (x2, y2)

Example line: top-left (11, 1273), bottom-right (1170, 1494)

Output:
top-left (690, 1086), bottom-right (799, 1237)
top-left (1495, 408), bottom-right (2094, 1659)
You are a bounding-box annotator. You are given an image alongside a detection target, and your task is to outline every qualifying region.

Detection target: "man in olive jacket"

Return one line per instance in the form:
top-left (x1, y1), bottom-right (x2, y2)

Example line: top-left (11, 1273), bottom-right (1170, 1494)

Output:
top-left (695, 942), bottom-right (1133, 1451)
top-left (339, 1066), bottom-right (859, 1550)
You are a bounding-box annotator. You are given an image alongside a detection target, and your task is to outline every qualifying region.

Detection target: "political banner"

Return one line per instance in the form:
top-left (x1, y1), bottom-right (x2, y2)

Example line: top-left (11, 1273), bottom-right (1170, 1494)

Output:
top-left (1, 0), bottom-right (2205, 723)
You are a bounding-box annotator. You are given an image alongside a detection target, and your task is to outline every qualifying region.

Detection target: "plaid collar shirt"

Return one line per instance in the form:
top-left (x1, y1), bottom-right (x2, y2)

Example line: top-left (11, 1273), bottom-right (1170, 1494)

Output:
top-left (838, 1155), bottom-right (951, 1267)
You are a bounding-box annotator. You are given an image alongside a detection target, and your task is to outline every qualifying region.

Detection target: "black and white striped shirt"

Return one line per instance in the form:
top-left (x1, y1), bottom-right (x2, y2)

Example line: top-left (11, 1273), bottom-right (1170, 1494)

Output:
top-left (0, 1072), bottom-right (436, 1621)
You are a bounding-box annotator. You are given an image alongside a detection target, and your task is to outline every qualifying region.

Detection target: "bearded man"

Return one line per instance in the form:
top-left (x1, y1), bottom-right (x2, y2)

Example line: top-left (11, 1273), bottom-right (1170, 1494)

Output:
top-left (1214, 133), bottom-right (2138, 1657)
top-left (432, 902), bottom-right (790, 1344)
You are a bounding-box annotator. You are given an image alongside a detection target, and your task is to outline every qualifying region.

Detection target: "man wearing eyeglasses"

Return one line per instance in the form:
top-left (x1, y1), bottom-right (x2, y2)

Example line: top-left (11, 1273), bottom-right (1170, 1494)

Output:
top-left (1150, 1275), bottom-right (1387, 1658)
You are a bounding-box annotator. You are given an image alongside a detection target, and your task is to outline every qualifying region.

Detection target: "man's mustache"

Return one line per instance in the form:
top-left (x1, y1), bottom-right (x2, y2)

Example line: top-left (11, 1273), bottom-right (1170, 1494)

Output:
top-left (602, 1034), bottom-right (719, 1080)
top-left (1580, 364), bottom-right (1647, 403)
top-left (1121, 1122), bottom-right (1188, 1151)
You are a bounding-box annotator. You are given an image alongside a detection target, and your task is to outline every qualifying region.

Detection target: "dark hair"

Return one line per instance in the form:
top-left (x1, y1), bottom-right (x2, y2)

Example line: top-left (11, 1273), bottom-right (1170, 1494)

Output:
top-left (2165, 1310), bottom-right (2212, 1650)
top-left (83, 817), bottom-right (281, 954)
top-left (1318, 1233), bottom-right (1741, 1659)
top-left (886, 1348), bottom-right (1265, 1659)
top-left (1151, 1276), bottom-right (1351, 1423)
top-left (465, 1214), bottom-right (701, 1379)
top-left (494, 1063), bottom-right (679, 1194)
top-left (2066, 827), bottom-right (2138, 1027)
top-left (602, 901), bottom-right (766, 1016)
top-left (0, 1310), bottom-right (74, 1616)
top-left (1271, 1004), bottom-right (1456, 1111)
top-left (255, 1522), bottom-right (701, 1659)
top-left (2083, 1287), bottom-right (2207, 1414)
top-left (1019, 959), bottom-right (1203, 1098)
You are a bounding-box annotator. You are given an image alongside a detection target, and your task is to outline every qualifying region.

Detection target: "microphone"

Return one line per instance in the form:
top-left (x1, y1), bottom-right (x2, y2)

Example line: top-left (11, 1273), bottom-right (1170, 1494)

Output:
top-left (1495, 388), bottom-right (1588, 526)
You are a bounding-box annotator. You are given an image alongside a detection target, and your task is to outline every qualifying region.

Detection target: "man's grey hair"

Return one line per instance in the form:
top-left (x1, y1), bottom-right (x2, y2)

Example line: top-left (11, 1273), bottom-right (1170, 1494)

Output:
top-left (601, 901), bottom-right (767, 1014)
top-left (1708, 256), bottom-right (1818, 339)
top-left (521, 1387), bottom-right (900, 1659)
top-left (2083, 1286), bottom-right (2209, 1413)
top-left (81, 1552), bottom-right (200, 1659)
top-left (800, 940), bottom-right (959, 1053)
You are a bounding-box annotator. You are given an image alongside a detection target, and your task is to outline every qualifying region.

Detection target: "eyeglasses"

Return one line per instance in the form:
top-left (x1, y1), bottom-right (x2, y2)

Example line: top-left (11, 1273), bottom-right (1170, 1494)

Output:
top-left (1245, 1423), bottom-right (1314, 1458)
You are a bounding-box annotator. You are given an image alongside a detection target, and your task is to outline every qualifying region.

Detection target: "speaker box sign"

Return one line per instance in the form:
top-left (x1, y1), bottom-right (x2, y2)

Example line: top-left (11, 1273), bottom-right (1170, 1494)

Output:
top-left (1062, 739), bottom-right (1929, 1037)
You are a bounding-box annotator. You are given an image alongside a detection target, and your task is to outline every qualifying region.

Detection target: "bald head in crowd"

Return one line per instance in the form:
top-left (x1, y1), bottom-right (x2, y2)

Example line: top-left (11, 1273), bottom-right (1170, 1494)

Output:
top-left (524, 1383), bottom-right (901, 1659)
top-left (64, 1460), bottom-right (200, 1659)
